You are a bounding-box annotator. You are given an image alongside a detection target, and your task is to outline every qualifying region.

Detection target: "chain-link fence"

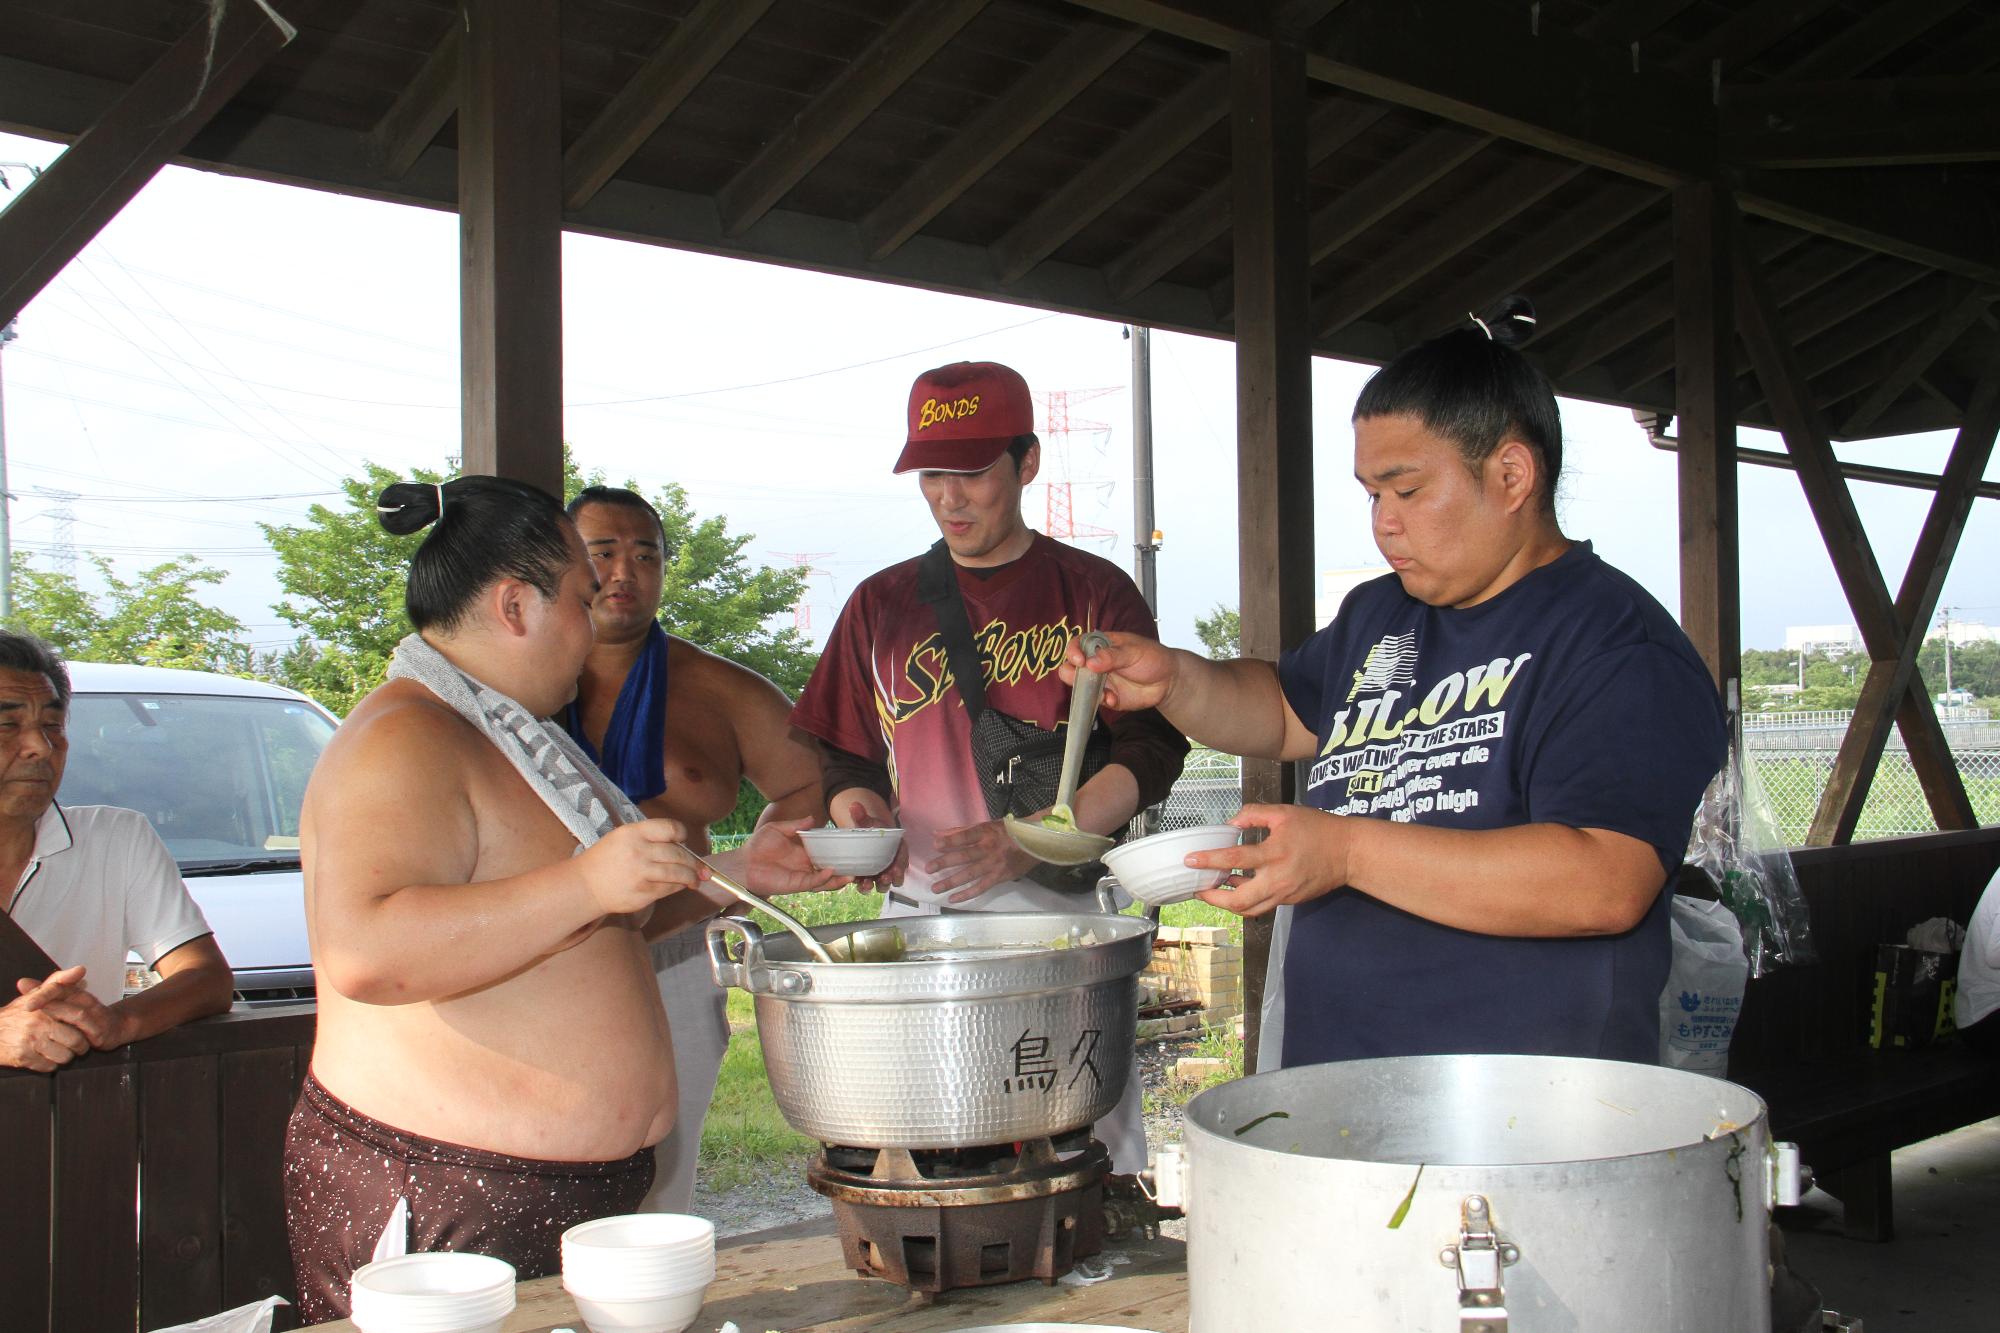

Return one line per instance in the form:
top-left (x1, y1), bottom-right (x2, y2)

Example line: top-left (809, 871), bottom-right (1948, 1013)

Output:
top-left (1152, 710), bottom-right (2000, 848)
top-left (1745, 708), bottom-right (2000, 844)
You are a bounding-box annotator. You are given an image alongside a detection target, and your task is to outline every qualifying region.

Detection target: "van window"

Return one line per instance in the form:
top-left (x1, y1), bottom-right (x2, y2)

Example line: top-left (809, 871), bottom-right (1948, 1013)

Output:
top-left (58, 693), bottom-right (337, 869)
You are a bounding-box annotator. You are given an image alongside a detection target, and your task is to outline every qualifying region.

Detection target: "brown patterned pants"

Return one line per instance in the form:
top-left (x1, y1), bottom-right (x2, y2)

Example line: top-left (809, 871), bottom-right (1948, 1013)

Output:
top-left (282, 1071), bottom-right (655, 1323)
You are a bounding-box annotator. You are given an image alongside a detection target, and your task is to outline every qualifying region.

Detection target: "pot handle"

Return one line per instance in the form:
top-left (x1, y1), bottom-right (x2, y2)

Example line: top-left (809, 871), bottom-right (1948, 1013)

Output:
top-left (706, 916), bottom-right (813, 997)
top-left (706, 915), bottom-right (764, 991)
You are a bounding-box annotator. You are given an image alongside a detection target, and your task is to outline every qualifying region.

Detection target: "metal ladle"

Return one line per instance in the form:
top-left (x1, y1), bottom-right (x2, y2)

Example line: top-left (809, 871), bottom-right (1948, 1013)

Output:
top-left (1003, 631), bottom-right (1118, 867)
top-left (693, 854), bottom-right (906, 963)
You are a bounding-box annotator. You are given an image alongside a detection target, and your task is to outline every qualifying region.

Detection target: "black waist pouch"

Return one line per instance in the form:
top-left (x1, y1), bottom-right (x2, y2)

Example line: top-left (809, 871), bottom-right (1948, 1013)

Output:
top-left (916, 540), bottom-right (1116, 893)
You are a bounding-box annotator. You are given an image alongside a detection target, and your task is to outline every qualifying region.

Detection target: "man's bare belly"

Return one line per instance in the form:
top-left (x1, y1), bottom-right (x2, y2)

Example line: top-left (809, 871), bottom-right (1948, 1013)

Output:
top-left (313, 917), bottom-right (674, 1161)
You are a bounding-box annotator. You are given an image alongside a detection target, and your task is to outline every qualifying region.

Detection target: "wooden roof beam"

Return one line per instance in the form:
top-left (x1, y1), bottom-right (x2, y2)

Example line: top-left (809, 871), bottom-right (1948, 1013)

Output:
top-left (1392, 181), bottom-right (1661, 347)
top-left (863, 17), bottom-right (1143, 263)
top-left (1738, 274), bottom-right (1942, 415)
top-left (1841, 286), bottom-right (1999, 435)
top-left (1106, 95), bottom-right (1389, 301)
top-left (0, 1), bottom-right (293, 327)
top-left (563, 0), bottom-right (776, 211)
top-left (1780, 0), bottom-right (1972, 80)
top-left (1601, 237), bottom-right (1865, 389)
top-left (1520, 219), bottom-right (1672, 343)
top-left (1669, 0), bottom-right (1843, 76)
top-left (1315, 154), bottom-right (1585, 339)
top-left (1735, 167), bottom-right (2000, 286)
top-left (990, 63), bottom-right (1229, 286)
top-left (1586, 0), bottom-right (1702, 46)
top-left (1723, 76), bottom-right (2000, 168)
top-left (1211, 123), bottom-right (1488, 321)
top-left (717, 0), bottom-right (986, 238)
top-left (369, 20), bottom-right (460, 180)
top-left (1302, 0), bottom-right (1713, 186)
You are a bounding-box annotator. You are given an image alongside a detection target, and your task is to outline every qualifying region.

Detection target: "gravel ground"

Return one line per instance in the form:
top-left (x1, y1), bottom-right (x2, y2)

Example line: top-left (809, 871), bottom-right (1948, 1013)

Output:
top-left (692, 1031), bottom-right (1216, 1240)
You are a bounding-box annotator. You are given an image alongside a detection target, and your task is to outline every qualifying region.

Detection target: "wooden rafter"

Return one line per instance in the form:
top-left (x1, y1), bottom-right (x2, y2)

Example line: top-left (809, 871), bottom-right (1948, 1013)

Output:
top-left (1603, 237), bottom-right (1863, 390)
top-left (1314, 155), bottom-right (1583, 338)
top-left (716, 0), bottom-right (986, 238)
top-left (1525, 218), bottom-right (1671, 341)
top-left (862, 17), bottom-right (1143, 262)
top-left (1670, 0), bottom-right (1843, 76)
top-left (369, 20), bottom-right (460, 180)
top-left (1734, 242), bottom-right (1979, 844)
top-left (562, 0), bottom-right (775, 211)
top-left (1106, 94), bottom-right (1388, 300)
top-left (990, 63), bottom-right (1229, 286)
top-left (1586, 0), bottom-right (1702, 45)
top-left (1737, 271), bottom-right (1940, 414)
top-left (1724, 75), bottom-right (2000, 168)
top-left (1392, 181), bottom-right (1661, 346)
top-left (1840, 286), bottom-right (1999, 435)
top-left (1781, 0), bottom-right (1971, 80)
top-left (0, 2), bottom-right (293, 327)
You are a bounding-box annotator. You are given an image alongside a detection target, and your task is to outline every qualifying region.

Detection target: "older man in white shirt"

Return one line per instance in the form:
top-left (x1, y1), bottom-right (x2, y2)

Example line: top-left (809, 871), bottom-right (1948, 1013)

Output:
top-left (0, 631), bottom-right (233, 1071)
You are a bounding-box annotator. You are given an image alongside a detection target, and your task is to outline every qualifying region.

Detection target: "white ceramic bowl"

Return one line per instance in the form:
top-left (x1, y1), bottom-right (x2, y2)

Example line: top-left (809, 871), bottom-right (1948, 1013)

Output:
top-left (562, 1213), bottom-right (715, 1299)
top-left (563, 1213), bottom-right (714, 1254)
top-left (561, 1254), bottom-right (715, 1295)
top-left (566, 1285), bottom-right (708, 1333)
top-left (797, 826), bottom-right (903, 876)
top-left (1101, 823), bottom-right (1244, 905)
top-left (348, 1252), bottom-right (514, 1333)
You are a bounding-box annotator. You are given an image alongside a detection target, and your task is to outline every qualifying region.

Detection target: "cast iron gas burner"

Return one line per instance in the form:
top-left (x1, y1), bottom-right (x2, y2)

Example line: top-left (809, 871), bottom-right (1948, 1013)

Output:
top-left (808, 1130), bottom-right (1108, 1294)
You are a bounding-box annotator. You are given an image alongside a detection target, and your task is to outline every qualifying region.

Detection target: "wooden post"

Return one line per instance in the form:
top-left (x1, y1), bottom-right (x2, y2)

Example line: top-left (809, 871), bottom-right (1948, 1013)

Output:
top-left (1672, 182), bottom-right (1740, 695)
top-left (1231, 38), bottom-right (1315, 1067)
top-left (460, 0), bottom-right (565, 495)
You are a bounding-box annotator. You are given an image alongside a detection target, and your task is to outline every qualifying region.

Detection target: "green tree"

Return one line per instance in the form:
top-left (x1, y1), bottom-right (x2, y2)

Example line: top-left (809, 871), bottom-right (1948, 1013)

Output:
top-left (9, 554), bottom-right (251, 674)
top-left (260, 456), bottom-right (815, 715)
top-left (1194, 604), bottom-right (1240, 660)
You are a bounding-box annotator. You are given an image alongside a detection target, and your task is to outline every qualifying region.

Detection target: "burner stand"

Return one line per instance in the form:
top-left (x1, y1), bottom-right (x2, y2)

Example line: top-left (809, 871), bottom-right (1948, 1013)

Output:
top-left (809, 1136), bottom-right (1109, 1294)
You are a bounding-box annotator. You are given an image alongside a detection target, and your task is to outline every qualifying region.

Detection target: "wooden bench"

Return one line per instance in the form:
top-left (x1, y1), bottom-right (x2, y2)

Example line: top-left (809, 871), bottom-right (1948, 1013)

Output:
top-left (1715, 827), bottom-right (2000, 1241)
top-left (1736, 1044), bottom-right (2000, 1239)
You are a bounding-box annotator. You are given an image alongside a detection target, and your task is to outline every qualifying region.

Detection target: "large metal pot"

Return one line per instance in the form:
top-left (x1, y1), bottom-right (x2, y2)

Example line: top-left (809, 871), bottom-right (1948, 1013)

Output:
top-left (706, 911), bottom-right (1153, 1148)
top-left (1161, 1055), bottom-right (1806, 1332)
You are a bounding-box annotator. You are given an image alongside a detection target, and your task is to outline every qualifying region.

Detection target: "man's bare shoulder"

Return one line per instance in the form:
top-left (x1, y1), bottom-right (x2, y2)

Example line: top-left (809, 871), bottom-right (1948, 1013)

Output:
top-left (665, 635), bottom-right (791, 709)
top-left (323, 681), bottom-right (484, 771)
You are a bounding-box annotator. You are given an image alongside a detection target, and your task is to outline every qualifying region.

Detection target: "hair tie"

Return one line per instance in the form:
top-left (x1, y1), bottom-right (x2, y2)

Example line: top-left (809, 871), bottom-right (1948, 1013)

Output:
top-left (1469, 312), bottom-right (1493, 341)
top-left (435, 482), bottom-right (447, 517)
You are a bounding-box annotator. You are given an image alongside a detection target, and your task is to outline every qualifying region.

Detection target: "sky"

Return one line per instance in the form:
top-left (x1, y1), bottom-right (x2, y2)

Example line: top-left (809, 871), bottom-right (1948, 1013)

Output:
top-left (1, 127), bottom-right (1996, 667)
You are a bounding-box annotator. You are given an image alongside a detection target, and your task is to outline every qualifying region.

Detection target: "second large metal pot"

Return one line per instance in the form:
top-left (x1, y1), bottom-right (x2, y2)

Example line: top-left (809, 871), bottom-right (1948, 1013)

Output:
top-left (706, 911), bottom-right (1153, 1148)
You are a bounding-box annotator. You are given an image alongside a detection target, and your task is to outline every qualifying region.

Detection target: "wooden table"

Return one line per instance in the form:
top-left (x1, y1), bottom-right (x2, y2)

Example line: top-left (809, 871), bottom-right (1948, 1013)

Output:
top-left (310, 1219), bottom-right (1189, 1331)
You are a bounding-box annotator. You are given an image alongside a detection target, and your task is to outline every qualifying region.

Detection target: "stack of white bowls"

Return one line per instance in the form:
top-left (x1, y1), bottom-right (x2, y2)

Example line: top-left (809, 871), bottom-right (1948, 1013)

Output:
top-left (561, 1213), bottom-right (716, 1333)
top-left (348, 1252), bottom-right (516, 1333)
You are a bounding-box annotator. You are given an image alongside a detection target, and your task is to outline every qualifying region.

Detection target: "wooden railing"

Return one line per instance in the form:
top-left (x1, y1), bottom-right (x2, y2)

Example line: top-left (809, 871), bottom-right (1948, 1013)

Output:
top-left (0, 1005), bottom-right (315, 1333)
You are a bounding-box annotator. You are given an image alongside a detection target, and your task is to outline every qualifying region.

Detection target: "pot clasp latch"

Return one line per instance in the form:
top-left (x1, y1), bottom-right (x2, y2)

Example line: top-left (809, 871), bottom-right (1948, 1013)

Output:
top-left (1438, 1193), bottom-right (1519, 1332)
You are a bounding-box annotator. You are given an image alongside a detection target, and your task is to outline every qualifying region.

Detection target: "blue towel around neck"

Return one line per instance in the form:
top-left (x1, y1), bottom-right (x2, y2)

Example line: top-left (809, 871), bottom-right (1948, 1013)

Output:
top-left (563, 621), bottom-right (671, 804)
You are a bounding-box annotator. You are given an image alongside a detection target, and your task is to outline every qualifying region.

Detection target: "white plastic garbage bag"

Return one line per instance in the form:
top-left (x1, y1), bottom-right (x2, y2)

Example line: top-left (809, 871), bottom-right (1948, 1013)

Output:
top-left (146, 1296), bottom-right (287, 1333)
top-left (1659, 895), bottom-right (1750, 1074)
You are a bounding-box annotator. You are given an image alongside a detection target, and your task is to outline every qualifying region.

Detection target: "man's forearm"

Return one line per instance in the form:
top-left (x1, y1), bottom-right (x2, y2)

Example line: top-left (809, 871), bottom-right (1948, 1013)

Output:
top-left (1162, 654), bottom-right (1309, 761)
top-left (643, 884), bottom-right (726, 942)
top-left (108, 964), bottom-right (234, 1046)
top-left (1343, 818), bottom-right (1666, 937)
top-left (1070, 764), bottom-right (1141, 838)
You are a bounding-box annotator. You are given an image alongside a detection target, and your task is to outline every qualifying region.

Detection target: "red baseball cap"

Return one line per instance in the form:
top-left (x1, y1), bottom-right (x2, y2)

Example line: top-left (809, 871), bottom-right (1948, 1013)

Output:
top-left (893, 361), bottom-right (1036, 474)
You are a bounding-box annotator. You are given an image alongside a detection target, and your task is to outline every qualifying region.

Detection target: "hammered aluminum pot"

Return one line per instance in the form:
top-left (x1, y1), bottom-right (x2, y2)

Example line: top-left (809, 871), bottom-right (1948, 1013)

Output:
top-left (1162, 1054), bottom-right (1807, 1333)
top-left (705, 910), bottom-right (1153, 1148)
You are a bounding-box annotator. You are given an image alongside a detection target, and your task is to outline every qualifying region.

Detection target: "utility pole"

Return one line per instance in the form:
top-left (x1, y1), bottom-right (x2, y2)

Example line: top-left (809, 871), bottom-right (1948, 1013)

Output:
top-left (1940, 605), bottom-right (1955, 701)
top-left (0, 317), bottom-right (15, 622)
top-left (1127, 326), bottom-right (1159, 615)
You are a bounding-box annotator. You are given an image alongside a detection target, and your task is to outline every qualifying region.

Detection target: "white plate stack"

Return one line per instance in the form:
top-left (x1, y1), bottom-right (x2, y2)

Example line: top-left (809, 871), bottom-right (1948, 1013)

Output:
top-left (347, 1252), bottom-right (516, 1333)
top-left (560, 1213), bottom-right (717, 1333)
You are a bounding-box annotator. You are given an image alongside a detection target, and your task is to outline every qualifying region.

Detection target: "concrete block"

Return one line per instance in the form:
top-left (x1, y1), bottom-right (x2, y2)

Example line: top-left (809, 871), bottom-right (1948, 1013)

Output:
top-left (1174, 1056), bottom-right (1228, 1084)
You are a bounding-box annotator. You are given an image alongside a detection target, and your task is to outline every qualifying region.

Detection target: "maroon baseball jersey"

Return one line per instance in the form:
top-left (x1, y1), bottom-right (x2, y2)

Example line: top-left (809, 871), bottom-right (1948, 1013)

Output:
top-left (792, 534), bottom-right (1159, 912)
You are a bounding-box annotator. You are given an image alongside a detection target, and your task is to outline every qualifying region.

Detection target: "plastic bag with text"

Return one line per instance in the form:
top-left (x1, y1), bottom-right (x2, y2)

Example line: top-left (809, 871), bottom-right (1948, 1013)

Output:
top-left (1683, 734), bottom-right (1815, 977)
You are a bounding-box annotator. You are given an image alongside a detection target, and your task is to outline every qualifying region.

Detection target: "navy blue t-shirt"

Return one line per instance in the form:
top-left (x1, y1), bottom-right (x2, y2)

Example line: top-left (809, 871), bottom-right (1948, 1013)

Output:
top-left (1275, 542), bottom-right (1725, 1068)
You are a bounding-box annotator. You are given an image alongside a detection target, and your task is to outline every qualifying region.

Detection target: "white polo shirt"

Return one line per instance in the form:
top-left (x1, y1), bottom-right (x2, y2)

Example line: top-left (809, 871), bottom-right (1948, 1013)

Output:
top-left (6, 803), bottom-right (212, 1006)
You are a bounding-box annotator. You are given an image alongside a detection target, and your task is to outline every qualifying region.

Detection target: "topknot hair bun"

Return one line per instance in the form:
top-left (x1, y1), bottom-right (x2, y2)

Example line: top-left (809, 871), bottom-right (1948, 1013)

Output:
top-left (376, 480), bottom-right (446, 536)
top-left (1471, 294), bottom-right (1538, 349)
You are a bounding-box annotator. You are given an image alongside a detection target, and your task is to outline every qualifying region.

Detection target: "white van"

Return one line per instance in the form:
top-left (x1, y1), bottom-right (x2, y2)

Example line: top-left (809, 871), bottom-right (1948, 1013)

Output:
top-left (55, 662), bottom-right (337, 1004)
